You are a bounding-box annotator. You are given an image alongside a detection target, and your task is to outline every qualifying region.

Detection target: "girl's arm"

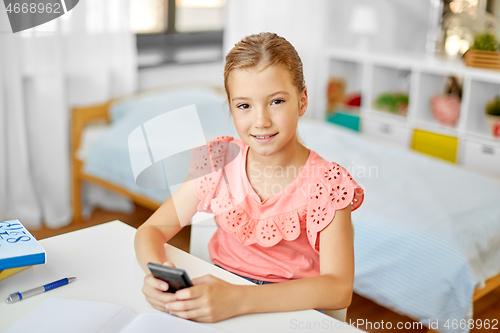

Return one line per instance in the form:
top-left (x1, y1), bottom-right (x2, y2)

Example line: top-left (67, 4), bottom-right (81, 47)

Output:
top-left (134, 173), bottom-right (200, 273)
top-left (135, 173), bottom-right (201, 313)
top-left (167, 204), bottom-right (354, 322)
top-left (244, 203), bottom-right (354, 311)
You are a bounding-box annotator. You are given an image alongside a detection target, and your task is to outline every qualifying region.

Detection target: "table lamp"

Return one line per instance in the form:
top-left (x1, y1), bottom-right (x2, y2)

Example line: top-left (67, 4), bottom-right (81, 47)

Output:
top-left (349, 5), bottom-right (379, 52)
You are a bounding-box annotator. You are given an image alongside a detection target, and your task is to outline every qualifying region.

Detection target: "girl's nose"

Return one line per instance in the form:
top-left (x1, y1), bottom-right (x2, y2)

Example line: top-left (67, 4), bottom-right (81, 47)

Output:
top-left (254, 107), bottom-right (272, 128)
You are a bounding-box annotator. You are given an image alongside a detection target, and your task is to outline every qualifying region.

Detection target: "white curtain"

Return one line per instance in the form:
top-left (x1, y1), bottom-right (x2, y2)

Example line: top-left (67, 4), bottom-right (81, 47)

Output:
top-left (223, 0), bottom-right (329, 120)
top-left (0, 0), bottom-right (137, 229)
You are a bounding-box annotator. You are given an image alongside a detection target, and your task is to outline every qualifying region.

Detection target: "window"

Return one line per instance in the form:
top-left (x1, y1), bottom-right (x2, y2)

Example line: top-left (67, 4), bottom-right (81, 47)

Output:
top-left (442, 0), bottom-right (499, 58)
top-left (130, 0), bottom-right (226, 67)
top-left (130, 0), bottom-right (167, 34)
top-left (176, 0), bottom-right (226, 33)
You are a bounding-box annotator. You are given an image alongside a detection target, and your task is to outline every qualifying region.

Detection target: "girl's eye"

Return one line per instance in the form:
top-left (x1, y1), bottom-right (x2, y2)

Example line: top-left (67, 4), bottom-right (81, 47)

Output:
top-left (272, 99), bottom-right (284, 105)
top-left (237, 103), bottom-right (250, 110)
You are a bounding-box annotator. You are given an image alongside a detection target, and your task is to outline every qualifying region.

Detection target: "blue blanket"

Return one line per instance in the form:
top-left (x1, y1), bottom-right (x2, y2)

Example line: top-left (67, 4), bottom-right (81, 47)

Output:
top-left (299, 120), bottom-right (500, 333)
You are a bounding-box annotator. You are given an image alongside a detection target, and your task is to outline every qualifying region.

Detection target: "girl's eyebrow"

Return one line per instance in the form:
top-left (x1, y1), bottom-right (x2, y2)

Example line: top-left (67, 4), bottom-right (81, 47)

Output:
top-left (231, 91), bottom-right (290, 102)
top-left (231, 97), bottom-right (248, 102)
top-left (268, 91), bottom-right (289, 98)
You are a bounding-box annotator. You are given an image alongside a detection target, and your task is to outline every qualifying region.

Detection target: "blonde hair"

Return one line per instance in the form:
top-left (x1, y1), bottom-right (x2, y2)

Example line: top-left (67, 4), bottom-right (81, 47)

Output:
top-left (224, 32), bottom-right (307, 146)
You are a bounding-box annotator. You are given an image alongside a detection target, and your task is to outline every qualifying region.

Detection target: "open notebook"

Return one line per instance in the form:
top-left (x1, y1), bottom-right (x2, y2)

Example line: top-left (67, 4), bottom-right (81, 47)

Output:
top-left (6, 298), bottom-right (227, 333)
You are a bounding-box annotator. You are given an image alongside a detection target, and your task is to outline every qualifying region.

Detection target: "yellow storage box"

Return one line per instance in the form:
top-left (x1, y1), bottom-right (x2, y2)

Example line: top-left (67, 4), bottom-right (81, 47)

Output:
top-left (411, 129), bottom-right (458, 163)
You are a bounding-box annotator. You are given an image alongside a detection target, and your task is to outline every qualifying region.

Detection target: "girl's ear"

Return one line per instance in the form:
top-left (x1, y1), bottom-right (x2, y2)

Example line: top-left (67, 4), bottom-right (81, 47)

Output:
top-left (299, 88), bottom-right (308, 116)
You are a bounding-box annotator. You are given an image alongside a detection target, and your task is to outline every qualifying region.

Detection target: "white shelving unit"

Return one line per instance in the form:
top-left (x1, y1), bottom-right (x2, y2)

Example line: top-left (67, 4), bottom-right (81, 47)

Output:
top-left (322, 47), bottom-right (500, 178)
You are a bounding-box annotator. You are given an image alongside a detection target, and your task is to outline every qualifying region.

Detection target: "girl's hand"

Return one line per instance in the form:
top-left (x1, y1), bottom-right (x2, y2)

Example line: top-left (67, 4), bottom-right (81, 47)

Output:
top-left (142, 261), bottom-right (178, 312)
top-left (166, 274), bottom-right (244, 323)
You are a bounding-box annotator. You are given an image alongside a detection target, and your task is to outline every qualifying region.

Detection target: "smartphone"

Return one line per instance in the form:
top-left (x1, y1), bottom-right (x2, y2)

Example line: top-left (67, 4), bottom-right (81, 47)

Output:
top-left (147, 262), bottom-right (193, 293)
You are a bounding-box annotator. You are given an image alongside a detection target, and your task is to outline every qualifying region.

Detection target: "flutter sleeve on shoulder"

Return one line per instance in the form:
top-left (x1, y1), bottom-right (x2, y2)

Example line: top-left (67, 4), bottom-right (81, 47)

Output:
top-left (188, 136), bottom-right (234, 213)
top-left (306, 162), bottom-right (364, 253)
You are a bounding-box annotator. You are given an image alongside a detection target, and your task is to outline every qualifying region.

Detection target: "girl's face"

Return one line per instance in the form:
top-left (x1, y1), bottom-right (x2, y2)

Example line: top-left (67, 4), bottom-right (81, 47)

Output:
top-left (227, 64), bottom-right (307, 159)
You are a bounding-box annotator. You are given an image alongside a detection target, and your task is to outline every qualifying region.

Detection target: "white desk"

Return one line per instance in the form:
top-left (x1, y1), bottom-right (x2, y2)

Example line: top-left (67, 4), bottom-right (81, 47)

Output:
top-left (0, 221), bottom-right (363, 332)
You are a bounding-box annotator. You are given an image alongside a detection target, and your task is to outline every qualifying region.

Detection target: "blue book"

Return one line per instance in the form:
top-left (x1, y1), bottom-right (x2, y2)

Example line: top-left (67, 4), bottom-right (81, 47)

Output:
top-left (0, 220), bottom-right (46, 271)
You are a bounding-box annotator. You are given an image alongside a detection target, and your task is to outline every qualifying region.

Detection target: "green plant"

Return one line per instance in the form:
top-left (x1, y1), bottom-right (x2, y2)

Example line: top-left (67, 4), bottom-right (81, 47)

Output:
top-left (374, 92), bottom-right (409, 115)
top-left (471, 33), bottom-right (498, 51)
top-left (486, 95), bottom-right (500, 116)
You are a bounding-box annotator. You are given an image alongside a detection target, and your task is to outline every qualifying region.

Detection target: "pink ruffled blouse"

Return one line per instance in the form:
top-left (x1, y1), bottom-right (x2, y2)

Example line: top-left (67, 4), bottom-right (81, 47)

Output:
top-left (188, 136), bottom-right (364, 282)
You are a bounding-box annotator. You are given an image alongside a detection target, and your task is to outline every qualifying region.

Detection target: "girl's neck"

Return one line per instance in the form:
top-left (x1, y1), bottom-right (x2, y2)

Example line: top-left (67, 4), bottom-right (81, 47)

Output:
top-left (247, 137), bottom-right (310, 169)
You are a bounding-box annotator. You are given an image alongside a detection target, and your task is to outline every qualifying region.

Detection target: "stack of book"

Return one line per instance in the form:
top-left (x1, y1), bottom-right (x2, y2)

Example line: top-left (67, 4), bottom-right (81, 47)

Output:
top-left (0, 220), bottom-right (46, 281)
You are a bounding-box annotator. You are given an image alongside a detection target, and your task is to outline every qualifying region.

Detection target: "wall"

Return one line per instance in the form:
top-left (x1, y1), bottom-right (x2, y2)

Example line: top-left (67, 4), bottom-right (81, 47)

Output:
top-left (138, 61), bottom-right (224, 91)
top-left (326, 0), bottom-right (431, 55)
top-left (223, 0), bottom-right (329, 120)
top-left (138, 1), bottom-right (436, 117)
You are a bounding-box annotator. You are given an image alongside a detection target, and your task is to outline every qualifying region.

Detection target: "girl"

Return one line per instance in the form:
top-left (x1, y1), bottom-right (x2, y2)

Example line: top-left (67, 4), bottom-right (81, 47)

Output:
top-left (134, 32), bottom-right (364, 323)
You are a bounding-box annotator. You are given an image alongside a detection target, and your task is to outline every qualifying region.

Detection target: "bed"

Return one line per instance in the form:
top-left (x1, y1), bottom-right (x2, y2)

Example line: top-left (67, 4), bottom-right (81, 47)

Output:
top-left (72, 85), bottom-right (500, 333)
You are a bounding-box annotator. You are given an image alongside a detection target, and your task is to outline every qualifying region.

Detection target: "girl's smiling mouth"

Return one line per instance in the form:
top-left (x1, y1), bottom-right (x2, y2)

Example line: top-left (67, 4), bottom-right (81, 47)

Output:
top-left (251, 132), bottom-right (278, 143)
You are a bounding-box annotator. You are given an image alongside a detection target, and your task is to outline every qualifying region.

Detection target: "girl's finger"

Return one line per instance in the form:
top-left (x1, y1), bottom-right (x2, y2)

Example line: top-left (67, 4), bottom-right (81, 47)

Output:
top-left (191, 274), bottom-right (215, 286)
top-left (163, 261), bottom-right (176, 268)
top-left (189, 316), bottom-right (214, 323)
top-left (144, 274), bottom-right (169, 291)
top-left (167, 299), bottom-right (202, 312)
top-left (169, 307), bottom-right (208, 321)
top-left (155, 291), bottom-right (178, 304)
top-left (145, 296), bottom-right (166, 309)
top-left (152, 304), bottom-right (169, 313)
top-left (146, 292), bottom-right (180, 310)
top-left (143, 284), bottom-right (178, 303)
top-left (174, 284), bottom-right (206, 300)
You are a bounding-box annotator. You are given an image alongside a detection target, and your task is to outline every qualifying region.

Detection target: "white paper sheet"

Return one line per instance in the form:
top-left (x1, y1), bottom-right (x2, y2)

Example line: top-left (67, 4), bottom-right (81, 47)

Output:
top-left (121, 313), bottom-right (221, 333)
top-left (5, 298), bottom-right (225, 333)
